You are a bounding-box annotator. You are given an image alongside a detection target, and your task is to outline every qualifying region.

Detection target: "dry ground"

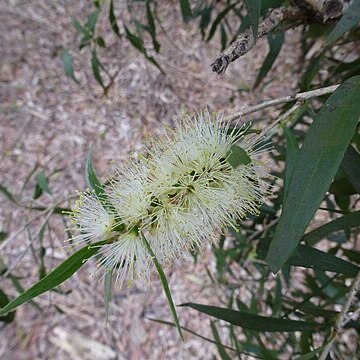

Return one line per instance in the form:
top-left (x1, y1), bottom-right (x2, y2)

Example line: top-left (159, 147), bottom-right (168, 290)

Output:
top-left (0, 1), bottom-right (303, 359)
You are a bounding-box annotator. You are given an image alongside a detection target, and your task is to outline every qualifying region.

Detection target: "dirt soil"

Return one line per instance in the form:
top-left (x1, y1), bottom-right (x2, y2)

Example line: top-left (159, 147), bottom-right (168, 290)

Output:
top-left (0, 1), bottom-right (302, 359)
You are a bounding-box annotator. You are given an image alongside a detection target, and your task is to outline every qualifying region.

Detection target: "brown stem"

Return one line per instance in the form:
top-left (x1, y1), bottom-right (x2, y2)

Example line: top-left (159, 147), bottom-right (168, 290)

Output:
top-left (211, 7), bottom-right (304, 75)
top-left (304, 0), bottom-right (344, 20)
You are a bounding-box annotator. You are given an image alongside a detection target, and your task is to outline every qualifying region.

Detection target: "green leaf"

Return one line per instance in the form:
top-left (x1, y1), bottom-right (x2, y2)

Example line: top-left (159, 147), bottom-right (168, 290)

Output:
top-left (61, 50), bottom-right (79, 83)
top-left (104, 269), bottom-right (113, 323)
top-left (146, 1), bottom-right (156, 36)
top-left (34, 170), bottom-right (52, 199)
top-left (303, 210), bottom-right (360, 246)
top-left (199, 5), bottom-right (214, 38)
top-left (91, 49), bottom-right (106, 90)
top-left (206, 3), bottom-right (237, 42)
top-left (286, 244), bottom-right (359, 277)
top-left (180, 0), bottom-right (192, 22)
top-left (96, 36), bottom-right (106, 48)
top-left (254, 32), bottom-right (284, 88)
top-left (245, 0), bottom-right (261, 41)
top-left (282, 125), bottom-right (299, 201)
top-left (86, 10), bottom-right (100, 34)
top-left (36, 170), bottom-right (52, 195)
top-left (85, 147), bottom-right (105, 197)
top-left (124, 26), bottom-right (164, 73)
top-left (72, 19), bottom-right (85, 34)
top-left (329, 177), bottom-right (357, 195)
top-left (0, 289), bottom-right (15, 323)
top-left (124, 25), bottom-right (144, 52)
top-left (0, 184), bottom-right (17, 203)
top-left (227, 145), bottom-right (252, 168)
top-left (210, 321), bottom-right (232, 360)
top-left (141, 233), bottom-right (183, 340)
top-left (146, 1), bottom-right (160, 53)
top-left (341, 145), bottom-right (360, 193)
top-left (109, 0), bottom-right (121, 38)
top-left (0, 240), bottom-right (106, 316)
top-left (326, 0), bottom-right (360, 45)
top-left (220, 23), bottom-right (227, 51)
top-left (266, 76), bottom-right (360, 273)
top-left (85, 148), bottom-right (123, 230)
top-left (260, 0), bottom-right (282, 15)
top-left (181, 303), bottom-right (323, 332)
top-left (294, 346), bottom-right (326, 360)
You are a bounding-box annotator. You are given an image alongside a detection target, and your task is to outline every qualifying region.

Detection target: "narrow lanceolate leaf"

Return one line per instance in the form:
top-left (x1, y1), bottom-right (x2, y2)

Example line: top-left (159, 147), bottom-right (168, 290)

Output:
top-left (266, 76), bottom-right (360, 273)
top-left (179, 0), bottom-right (192, 22)
top-left (0, 289), bottom-right (15, 323)
top-left (294, 346), bottom-right (326, 360)
top-left (86, 10), bottom-right (100, 34)
top-left (210, 321), bottom-right (232, 360)
top-left (86, 148), bottom-right (123, 231)
top-left (91, 50), bottom-right (106, 90)
top-left (282, 125), bottom-right (299, 201)
top-left (286, 245), bottom-right (359, 277)
top-left (124, 26), bottom-right (163, 73)
top-left (124, 25), bottom-right (144, 52)
top-left (254, 32), bottom-right (284, 88)
top-left (206, 3), bottom-right (237, 42)
top-left (146, 1), bottom-right (160, 53)
top-left (245, 0), bottom-right (261, 41)
top-left (0, 241), bottom-right (106, 316)
top-left (61, 50), bottom-right (79, 83)
top-left (181, 303), bottom-right (323, 332)
top-left (0, 184), bottom-right (17, 203)
top-left (109, 0), bottom-right (121, 38)
top-left (303, 210), bottom-right (360, 246)
top-left (104, 269), bottom-right (113, 323)
top-left (141, 233), bottom-right (183, 340)
top-left (341, 145), bottom-right (360, 193)
top-left (86, 147), bottom-right (105, 197)
top-left (326, 0), bottom-right (360, 45)
top-left (36, 170), bottom-right (52, 195)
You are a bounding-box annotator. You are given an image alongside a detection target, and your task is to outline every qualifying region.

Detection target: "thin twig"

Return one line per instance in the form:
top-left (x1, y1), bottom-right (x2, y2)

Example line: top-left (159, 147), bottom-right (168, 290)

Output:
top-left (0, 196), bottom-right (76, 251)
top-left (305, 0), bottom-right (345, 21)
top-left (318, 270), bottom-right (360, 360)
top-left (223, 84), bottom-right (340, 122)
top-left (260, 102), bottom-right (301, 137)
top-left (3, 209), bottom-right (54, 277)
top-left (211, 6), bottom-right (304, 74)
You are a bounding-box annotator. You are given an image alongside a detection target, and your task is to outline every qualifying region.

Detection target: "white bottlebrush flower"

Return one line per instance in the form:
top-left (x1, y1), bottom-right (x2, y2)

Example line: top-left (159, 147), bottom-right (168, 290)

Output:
top-left (143, 112), bottom-right (269, 262)
top-left (69, 191), bottom-right (114, 244)
top-left (70, 110), bottom-right (270, 286)
top-left (96, 232), bottom-right (151, 287)
top-left (70, 190), bottom-right (152, 287)
top-left (107, 160), bottom-right (153, 229)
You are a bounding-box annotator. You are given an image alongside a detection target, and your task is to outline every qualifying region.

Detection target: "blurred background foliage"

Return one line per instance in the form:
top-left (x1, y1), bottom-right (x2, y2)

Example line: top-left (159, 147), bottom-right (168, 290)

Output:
top-left (1, 0), bottom-right (360, 359)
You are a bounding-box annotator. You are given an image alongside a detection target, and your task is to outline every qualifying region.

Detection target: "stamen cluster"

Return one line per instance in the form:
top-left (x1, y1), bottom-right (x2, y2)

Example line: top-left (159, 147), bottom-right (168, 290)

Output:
top-left (70, 112), bottom-right (269, 286)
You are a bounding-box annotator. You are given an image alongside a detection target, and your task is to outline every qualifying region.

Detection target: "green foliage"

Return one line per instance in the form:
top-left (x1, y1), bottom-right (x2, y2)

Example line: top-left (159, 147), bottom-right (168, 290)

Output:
top-left (181, 303), bottom-right (323, 332)
top-left (267, 77), bottom-right (360, 272)
top-left (141, 233), bottom-right (184, 340)
top-left (245, 0), bottom-right (261, 40)
top-left (227, 145), bottom-right (252, 168)
top-left (61, 50), bottom-right (79, 83)
top-left (326, 0), bottom-right (360, 45)
top-left (2, 1), bottom-right (360, 358)
top-left (0, 289), bottom-right (16, 323)
top-left (254, 32), bottom-right (284, 89)
top-left (0, 240), bottom-right (106, 317)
